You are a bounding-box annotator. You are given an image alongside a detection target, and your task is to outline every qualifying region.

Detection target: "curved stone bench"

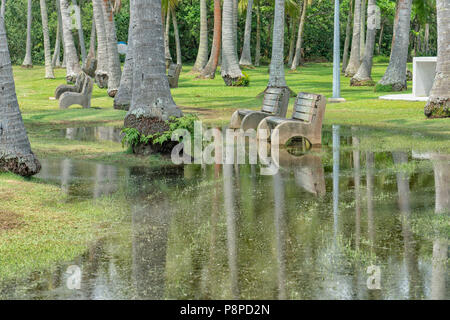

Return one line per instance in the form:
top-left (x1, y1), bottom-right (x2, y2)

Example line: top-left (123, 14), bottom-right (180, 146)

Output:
top-left (59, 76), bottom-right (93, 109)
top-left (55, 72), bottom-right (86, 100)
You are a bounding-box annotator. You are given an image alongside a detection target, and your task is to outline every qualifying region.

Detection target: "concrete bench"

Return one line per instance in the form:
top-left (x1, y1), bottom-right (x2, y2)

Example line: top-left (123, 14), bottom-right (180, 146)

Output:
top-left (55, 72), bottom-right (86, 100)
top-left (257, 92), bottom-right (326, 146)
top-left (168, 63), bottom-right (182, 88)
top-left (229, 87), bottom-right (290, 130)
top-left (59, 75), bottom-right (93, 109)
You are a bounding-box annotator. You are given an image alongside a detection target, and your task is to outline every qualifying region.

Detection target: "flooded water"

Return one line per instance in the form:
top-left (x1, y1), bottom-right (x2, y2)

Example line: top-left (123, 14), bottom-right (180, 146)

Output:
top-left (1, 127), bottom-right (448, 300)
top-left (58, 126), bottom-right (123, 143)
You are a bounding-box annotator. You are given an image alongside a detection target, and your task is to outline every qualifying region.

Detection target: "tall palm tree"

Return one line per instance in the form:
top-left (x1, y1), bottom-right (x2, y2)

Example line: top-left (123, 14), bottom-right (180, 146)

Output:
top-left (424, 0), bottom-right (449, 118)
top-left (221, 0), bottom-right (244, 85)
top-left (52, 12), bottom-right (62, 68)
top-left (360, 0), bottom-right (366, 59)
top-left (22, 0), bottom-right (33, 68)
top-left (192, 0), bottom-right (209, 72)
top-left (93, 0), bottom-right (109, 88)
top-left (87, 18), bottom-right (96, 62)
top-left (0, 16), bottom-right (41, 176)
top-left (268, 0), bottom-right (287, 88)
top-left (40, 0), bottom-right (55, 79)
top-left (124, 0), bottom-right (182, 140)
top-left (1, 0), bottom-right (5, 17)
top-left (351, 0), bottom-right (377, 86)
top-left (345, 0), bottom-right (361, 77)
top-left (376, 0), bottom-right (412, 91)
top-left (171, 6), bottom-right (181, 65)
top-left (342, 0), bottom-right (353, 72)
top-left (254, 2), bottom-right (261, 66)
top-left (199, 0), bottom-right (221, 79)
top-left (72, 0), bottom-right (87, 66)
top-left (239, 0), bottom-right (254, 67)
top-left (291, 0), bottom-right (309, 71)
top-left (164, 8), bottom-right (172, 67)
top-left (60, 0), bottom-right (82, 82)
top-left (101, 0), bottom-right (122, 97)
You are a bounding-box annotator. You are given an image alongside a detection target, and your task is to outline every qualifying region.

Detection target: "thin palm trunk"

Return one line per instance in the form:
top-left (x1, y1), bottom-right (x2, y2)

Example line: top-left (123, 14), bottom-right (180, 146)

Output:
top-left (171, 7), bottom-right (181, 65)
top-left (87, 18), bottom-right (96, 62)
top-left (376, 0), bottom-right (412, 91)
top-left (72, 0), bottom-right (86, 66)
top-left (268, 0), bottom-right (287, 87)
top-left (239, 0), bottom-right (254, 67)
top-left (287, 16), bottom-right (296, 66)
top-left (1, 0), bottom-right (5, 17)
top-left (254, 4), bottom-right (261, 67)
top-left (164, 8), bottom-right (172, 68)
top-left (377, 19), bottom-right (384, 55)
top-left (221, 0), bottom-right (243, 85)
top-left (60, 0), bottom-right (81, 82)
top-left (291, 0), bottom-right (307, 71)
top-left (22, 0), bottom-right (33, 68)
top-left (424, 0), bottom-right (449, 118)
top-left (0, 17), bottom-right (41, 176)
top-left (342, 0), bottom-right (353, 72)
top-left (360, 0), bottom-right (366, 59)
top-left (93, 0), bottom-right (108, 88)
top-left (199, 0), bottom-right (221, 79)
top-left (52, 15), bottom-right (62, 67)
top-left (40, 0), bottom-right (55, 78)
top-left (192, 0), bottom-right (208, 72)
top-left (351, 0), bottom-right (377, 86)
top-left (101, 0), bottom-right (122, 97)
top-left (124, 0), bottom-right (182, 139)
top-left (345, 0), bottom-right (361, 76)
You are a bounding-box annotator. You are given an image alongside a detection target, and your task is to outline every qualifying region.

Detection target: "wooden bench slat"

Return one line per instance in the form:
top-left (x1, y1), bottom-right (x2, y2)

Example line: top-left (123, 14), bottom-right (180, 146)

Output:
top-left (293, 112), bottom-right (313, 122)
top-left (262, 105), bottom-right (276, 113)
top-left (297, 92), bottom-right (320, 100)
top-left (266, 88), bottom-right (283, 94)
top-left (294, 105), bottom-right (315, 114)
top-left (264, 93), bottom-right (281, 101)
top-left (295, 98), bottom-right (316, 108)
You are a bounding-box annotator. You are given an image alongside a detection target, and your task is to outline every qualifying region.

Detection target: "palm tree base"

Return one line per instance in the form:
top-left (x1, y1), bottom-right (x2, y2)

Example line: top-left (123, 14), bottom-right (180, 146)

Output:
top-left (374, 82), bottom-right (407, 92)
top-left (21, 64), bottom-right (33, 69)
top-left (95, 72), bottom-right (109, 89)
top-left (350, 78), bottom-right (375, 87)
top-left (424, 99), bottom-right (450, 118)
top-left (256, 86), bottom-right (296, 98)
top-left (0, 154), bottom-right (41, 177)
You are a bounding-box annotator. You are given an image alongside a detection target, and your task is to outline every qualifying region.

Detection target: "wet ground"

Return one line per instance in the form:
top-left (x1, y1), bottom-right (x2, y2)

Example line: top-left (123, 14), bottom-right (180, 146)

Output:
top-left (0, 126), bottom-right (448, 299)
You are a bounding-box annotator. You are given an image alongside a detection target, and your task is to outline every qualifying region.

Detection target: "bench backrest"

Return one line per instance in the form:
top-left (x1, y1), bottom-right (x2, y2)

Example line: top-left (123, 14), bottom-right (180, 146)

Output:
top-left (168, 64), bottom-right (182, 78)
top-left (261, 87), bottom-right (288, 116)
top-left (292, 92), bottom-right (325, 124)
top-left (81, 76), bottom-right (94, 97)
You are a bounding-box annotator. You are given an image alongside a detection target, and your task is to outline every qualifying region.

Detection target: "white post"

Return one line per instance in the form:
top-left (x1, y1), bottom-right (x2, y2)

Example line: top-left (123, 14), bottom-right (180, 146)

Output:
top-left (330, 0), bottom-right (346, 103)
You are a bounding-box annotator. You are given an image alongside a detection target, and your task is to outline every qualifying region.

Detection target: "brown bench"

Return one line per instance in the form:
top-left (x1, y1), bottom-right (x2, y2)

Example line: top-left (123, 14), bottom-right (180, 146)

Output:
top-left (229, 87), bottom-right (290, 130)
top-left (168, 64), bottom-right (182, 88)
top-left (257, 92), bottom-right (326, 146)
top-left (59, 75), bottom-right (94, 109)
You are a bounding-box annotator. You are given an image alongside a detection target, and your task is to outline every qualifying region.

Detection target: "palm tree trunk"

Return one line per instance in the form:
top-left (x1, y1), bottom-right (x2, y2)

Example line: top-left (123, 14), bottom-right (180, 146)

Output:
top-left (268, 0), bottom-right (287, 87)
top-left (345, 0), bottom-right (361, 77)
top-left (0, 17), bottom-right (41, 176)
top-left (342, 0), bottom-right (353, 72)
top-left (93, 0), bottom-right (108, 88)
top-left (424, 0), bottom-right (449, 118)
top-left (171, 7), bottom-right (181, 65)
top-left (22, 0), bottom-right (33, 68)
top-left (287, 16), bottom-right (296, 66)
top-left (60, 0), bottom-right (81, 82)
top-left (192, 0), bottom-right (209, 72)
top-left (114, 0), bottom-right (135, 111)
top-left (124, 0), bottom-right (182, 140)
top-left (87, 17), bottom-right (96, 62)
top-left (254, 4), bottom-right (261, 67)
top-left (101, 0), bottom-right (122, 97)
top-left (164, 8), bottom-right (172, 68)
top-left (52, 15), bottom-right (62, 68)
top-left (351, 0), bottom-right (377, 86)
top-left (72, 0), bottom-right (87, 67)
top-left (291, 0), bottom-right (307, 71)
top-left (360, 0), bottom-right (366, 60)
top-left (1, 0), bottom-right (5, 17)
top-left (221, 0), bottom-right (243, 85)
top-left (377, 19), bottom-right (383, 55)
top-left (199, 0), bottom-right (221, 79)
top-left (40, 0), bottom-right (55, 79)
top-left (239, 0), bottom-right (254, 67)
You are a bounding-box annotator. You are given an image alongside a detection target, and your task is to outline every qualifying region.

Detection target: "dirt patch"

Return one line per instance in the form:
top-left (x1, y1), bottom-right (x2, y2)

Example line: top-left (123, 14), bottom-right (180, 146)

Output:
top-left (0, 210), bottom-right (24, 231)
top-left (0, 190), bottom-right (14, 201)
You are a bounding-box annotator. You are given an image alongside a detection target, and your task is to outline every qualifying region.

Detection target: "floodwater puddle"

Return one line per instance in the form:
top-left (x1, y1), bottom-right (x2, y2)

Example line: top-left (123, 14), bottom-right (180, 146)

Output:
top-left (0, 127), bottom-right (448, 299)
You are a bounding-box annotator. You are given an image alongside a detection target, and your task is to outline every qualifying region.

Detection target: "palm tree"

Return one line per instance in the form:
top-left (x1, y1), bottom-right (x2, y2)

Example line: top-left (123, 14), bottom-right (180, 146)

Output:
top-left (60, 0), bottom-right (82, 82)
top-left (87, 18), bottom-right (96, 62)
top-left (254, 2), bottom-right (261, 66)
top-left (171, 6), bottom-right (182, 65)
top-left (1, 0), bottom-right (5, 17)
top-left (164, 9), bottom-right (172, 67)
top-left (52, 12), bottom-right (62, 68)
top-left (360, 0), bottom-right (366, 59)
top-left (424, 0), bottom-right (449, 118)
top-left (291, 0), bottom-right (309, 71)
top-left (239, 0), bottom-right (254, 67)
top-left (351, 0), bottom-right (377, 86)
top-left (93, 0), bottom-right (109, 88)
top-left (342, 0), bottom-right (353, 72)
top-left (162, 0), bottom-right (182, 66)
top-left (221, 0), bottom-right (244, 85)
top-left (376, 0), bottom-right (413, 91)
top-left (345, 0), bottom-right (361, 77)
top-left (22, 0), bottom-right (33, 68)
top-left (192, 0), bottom-right (209, 72)
top-left (39, 0), bottom-right (55, 79)
top-left (0, 16), bottom-right (41, 176)
top-left (124, 0), bottom-right (182, 141)
top-left (101, 0), bottom-right (122, 97)
top-left (199, 0), bottom-right (221, 79)
top-left (72, 0), bottom-right (87, 66)
top-left (268, 0), bottom-right (287, 88)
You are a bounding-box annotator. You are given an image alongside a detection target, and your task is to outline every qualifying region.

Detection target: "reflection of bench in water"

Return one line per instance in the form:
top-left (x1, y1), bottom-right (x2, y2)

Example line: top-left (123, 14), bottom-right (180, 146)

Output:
top-left (257, 92), bottom-right (326, 146)
top-left (230, 87), bottom-right (290, 130)
top-left (277, 149), bottom-right (326, 196)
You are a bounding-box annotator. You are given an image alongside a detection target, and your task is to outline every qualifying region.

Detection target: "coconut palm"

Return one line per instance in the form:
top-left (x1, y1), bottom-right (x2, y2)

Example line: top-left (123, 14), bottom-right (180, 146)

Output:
top-left (164, 9), bottom-right (172, 67)
top-left (268, 0), bottom-right (287, 88)
top-left (254, 2), bottom-right (261, 66)
top-left (221, 0), bottom-right (244, 85)
top-left (124, 0), bottom-right (182, 138)
top-left (39, 0), bottom-right (55, 79)
top-left (162, 0), bottom-right (181, 66)
top-left (342, 0), bottom-right (353, 72)
top-left (345, 0), bottom-right (361, 77)
top-left (171, 6), bottom-right (181, 65)
top-left (360, 0), bottom-right (366, 59)
top-left (291, 0), bottom-right (310, 71)
top-left (424, 0), bottom-right (449, 118)
top-left (60, 0), bottom-right (82, 82)
top-left (192, 0), bottom-right (209, 72)
top-left (72, 0), bottom-right (87, 66)
top-left (0, 16), bottom-right (41, 176)
top-left (239, 0), bottom-right (254, 67)
top-left (1, 0), bottom-right (5, 17)
top-left (93, 0), bottom-right (109, 88)
top-left (87, 18), bottom-right (96, 62)
top-left (22, 0), bottom-right (33, 68)
top-left (199, 0), bottom-right (221, 79)
top-left (376, 0), bottom-right (413, 91)
top-left (52, 13), bottom-right (62, 68)
top-left (351, 0), bottom-right (377, 86)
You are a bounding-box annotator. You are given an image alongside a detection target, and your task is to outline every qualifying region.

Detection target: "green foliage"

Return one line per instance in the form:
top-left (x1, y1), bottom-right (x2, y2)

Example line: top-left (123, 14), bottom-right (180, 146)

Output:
top-left (234, 71), bottom-right (250, 87)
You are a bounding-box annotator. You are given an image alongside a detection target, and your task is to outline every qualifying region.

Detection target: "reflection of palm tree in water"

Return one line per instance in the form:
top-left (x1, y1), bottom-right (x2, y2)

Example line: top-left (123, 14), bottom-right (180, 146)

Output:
top-left (273, 172), bottom-right (287, 300)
